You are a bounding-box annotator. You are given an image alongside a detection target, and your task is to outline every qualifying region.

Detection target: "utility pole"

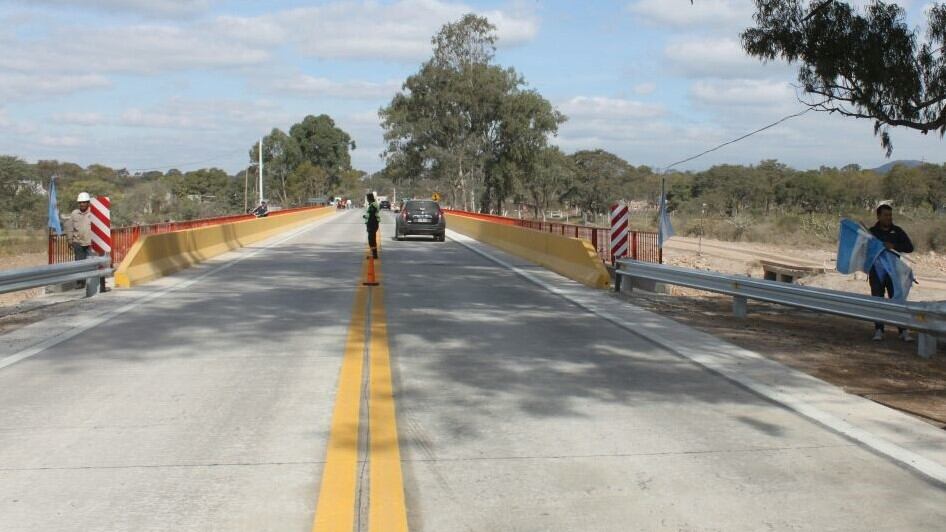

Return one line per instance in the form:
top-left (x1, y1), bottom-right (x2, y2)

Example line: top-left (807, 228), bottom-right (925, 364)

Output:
top-left (244, 167), bottom-right (249, 213)
top-left (258, 136), bottom-right (264, 205)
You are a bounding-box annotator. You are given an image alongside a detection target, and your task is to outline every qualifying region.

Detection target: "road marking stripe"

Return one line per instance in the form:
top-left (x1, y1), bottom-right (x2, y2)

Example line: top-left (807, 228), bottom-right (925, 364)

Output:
top-left (312, 276), bottom-right (368, 531)
top-left (368, 283), bottom-right (409, 532)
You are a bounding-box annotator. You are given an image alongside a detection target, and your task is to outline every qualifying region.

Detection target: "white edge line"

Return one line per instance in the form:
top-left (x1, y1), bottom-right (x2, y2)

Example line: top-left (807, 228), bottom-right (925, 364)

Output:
top-left (0, 215), bottom-right (337, 372)
top-left (445, 229), bottom-right (946, 487)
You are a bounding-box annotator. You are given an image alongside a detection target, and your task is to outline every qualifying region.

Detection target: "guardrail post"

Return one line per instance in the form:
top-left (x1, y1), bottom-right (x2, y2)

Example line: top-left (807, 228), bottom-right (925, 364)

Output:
top-left (917, 333), bottom-right (938, 359)
top-left (733, 296), bottom-right (748, 318)
top-left (85, 276), bottom-right (98, 297)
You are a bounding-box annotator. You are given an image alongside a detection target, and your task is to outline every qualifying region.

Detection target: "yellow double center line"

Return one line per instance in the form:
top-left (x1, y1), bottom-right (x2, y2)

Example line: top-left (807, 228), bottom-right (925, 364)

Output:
top-left (312, 254), bottom-right (409, 531)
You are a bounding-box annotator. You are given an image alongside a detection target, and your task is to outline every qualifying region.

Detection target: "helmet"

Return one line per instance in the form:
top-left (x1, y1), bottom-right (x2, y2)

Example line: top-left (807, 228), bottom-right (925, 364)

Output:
top-left (77, 192), bottom-right (91, 202)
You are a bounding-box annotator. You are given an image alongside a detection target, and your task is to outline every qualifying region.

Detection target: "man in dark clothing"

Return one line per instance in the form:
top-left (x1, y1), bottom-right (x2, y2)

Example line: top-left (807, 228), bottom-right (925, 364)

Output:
top-left (250, 201), bottom-right (269, 217)
top-left (364, 193), bottom-right (380, 259)
top-left (868, 204), bottom-right (914, 342)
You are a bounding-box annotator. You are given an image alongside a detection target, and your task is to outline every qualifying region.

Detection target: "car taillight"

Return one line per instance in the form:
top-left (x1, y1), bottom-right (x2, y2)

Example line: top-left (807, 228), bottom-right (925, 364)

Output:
top-left (401, 210), bottom-right (408, 220)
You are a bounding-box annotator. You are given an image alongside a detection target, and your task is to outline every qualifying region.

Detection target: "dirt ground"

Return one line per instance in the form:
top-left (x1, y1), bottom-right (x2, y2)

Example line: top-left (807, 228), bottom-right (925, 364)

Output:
top-left (0, 253), bottom-right (48, 307)
top-left (649, 238), bottom-right (946, 428)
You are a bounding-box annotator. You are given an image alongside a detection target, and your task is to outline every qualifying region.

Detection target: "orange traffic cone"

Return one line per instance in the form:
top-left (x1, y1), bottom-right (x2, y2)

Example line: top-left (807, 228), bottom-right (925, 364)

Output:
top-left (363, 254), bottom-right (380, 286)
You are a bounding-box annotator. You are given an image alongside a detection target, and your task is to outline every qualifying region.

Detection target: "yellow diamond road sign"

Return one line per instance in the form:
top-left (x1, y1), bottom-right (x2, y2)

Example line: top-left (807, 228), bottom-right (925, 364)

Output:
top-left (432, 193), bottom-right (441, 202)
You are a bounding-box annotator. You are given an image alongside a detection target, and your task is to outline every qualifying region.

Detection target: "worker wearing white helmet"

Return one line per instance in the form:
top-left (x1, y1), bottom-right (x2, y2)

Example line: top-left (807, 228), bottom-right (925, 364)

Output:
top-left (67, 192), bottom-right (93, 250)
top-left (66, 192), bottom-right (107, 291)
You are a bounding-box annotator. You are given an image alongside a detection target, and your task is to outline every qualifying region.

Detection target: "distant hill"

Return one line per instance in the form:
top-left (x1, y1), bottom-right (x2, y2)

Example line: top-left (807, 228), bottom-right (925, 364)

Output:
top-left (870, 160), bottom-right (925, 174)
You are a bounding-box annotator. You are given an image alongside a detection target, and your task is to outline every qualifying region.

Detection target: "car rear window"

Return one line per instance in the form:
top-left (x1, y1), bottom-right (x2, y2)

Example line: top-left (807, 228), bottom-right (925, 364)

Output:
top-left (406, 201), bottom-right (439, 212)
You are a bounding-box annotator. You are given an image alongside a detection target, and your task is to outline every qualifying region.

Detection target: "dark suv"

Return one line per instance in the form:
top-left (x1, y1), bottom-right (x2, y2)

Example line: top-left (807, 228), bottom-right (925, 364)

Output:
top-left (379, 200), bottom-right (391, 210)
top-left (395, 200), bottom-right (446, 241)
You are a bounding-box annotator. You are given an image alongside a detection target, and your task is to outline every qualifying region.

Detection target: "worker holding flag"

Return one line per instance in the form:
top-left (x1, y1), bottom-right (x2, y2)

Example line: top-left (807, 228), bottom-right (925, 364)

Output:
top-left (836, 205), bottom-right (914, 342)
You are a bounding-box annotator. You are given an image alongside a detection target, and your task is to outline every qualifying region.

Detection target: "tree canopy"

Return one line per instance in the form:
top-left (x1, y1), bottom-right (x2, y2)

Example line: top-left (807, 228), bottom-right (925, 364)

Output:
top-left (248, 115), bottom-right (357, 206)
top-left (741, 0), bottom-right (946, 155)
top-left (380, 14), bottom-right (565, 212)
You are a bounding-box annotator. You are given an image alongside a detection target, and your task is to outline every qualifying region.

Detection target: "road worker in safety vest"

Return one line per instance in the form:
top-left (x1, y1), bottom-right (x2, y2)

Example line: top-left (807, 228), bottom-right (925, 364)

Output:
top-left (364, 193), bottom-right (381, 259)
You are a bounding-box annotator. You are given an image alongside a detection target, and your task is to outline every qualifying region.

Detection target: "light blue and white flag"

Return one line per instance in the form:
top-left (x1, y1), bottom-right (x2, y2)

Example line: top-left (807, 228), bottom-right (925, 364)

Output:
top-left (658, 192), bottom-right (675, 248)
top-left (47, 177), bottom-right (62, 235)
top-left (836, 218), bottom-right (914, 300)
top-left (836, 219), bottom-right (882, 274)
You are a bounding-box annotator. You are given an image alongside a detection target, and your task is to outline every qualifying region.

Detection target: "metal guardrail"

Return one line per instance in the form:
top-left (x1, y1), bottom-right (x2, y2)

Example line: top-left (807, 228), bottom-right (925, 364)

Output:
top-left (1, 257), bottom-right (112, 298)
top-left (616, 259), bottom-right (945, 358)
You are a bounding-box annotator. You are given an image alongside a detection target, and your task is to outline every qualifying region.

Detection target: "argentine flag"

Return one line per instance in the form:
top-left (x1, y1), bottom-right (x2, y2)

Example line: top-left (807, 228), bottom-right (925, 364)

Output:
top-left (48, 177), bottom-right (62, 236)
top-left (836, 218), bottom-right (914, 300)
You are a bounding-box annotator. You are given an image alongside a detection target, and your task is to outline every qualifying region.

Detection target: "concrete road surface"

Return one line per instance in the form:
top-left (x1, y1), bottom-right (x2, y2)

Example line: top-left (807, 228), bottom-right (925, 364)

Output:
top-left (0, 209), bottom-right (944, 531)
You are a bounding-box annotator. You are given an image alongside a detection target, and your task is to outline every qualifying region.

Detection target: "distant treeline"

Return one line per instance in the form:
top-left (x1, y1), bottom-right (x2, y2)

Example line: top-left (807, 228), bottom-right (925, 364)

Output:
top-left (655, 159), bottom-right (946, 218)
top-left (0, 116), bottom-right (368, 231)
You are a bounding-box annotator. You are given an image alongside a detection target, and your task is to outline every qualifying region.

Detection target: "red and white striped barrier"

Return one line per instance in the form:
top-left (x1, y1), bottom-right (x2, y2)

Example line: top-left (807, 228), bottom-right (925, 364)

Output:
top-left (609, 201), bottom-right (628, 263)
top-left (90, 196), bottom-right (111, 256)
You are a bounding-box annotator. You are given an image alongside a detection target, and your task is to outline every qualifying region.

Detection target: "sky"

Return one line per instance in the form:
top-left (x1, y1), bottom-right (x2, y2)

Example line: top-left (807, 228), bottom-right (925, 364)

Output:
top-left (0, 0), bottom-right (943, 175)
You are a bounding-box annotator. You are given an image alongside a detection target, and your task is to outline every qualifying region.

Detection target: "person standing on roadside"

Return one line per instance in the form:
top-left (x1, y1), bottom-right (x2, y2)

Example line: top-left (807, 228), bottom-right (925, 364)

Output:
top-left (67, 192), bottom-right (108, 292)
top-left (250, 200), bottom-right (269, 217)
top-left (869, 204), bottom-right (914, 342)
top-left (364, 192), bottom-right (381, 259)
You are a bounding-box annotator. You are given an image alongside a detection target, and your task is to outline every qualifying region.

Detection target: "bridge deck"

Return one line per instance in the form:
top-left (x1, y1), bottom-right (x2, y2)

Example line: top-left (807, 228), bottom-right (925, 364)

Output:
top-left (0, 210), bottom-right (943, 531)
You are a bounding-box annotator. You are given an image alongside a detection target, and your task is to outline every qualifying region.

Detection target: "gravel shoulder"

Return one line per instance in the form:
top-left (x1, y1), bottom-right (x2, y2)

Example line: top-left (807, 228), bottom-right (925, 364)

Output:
top-left (638, 239), bottom-right (946, 427)
top-left (0, 253), bottom-right (47, 308)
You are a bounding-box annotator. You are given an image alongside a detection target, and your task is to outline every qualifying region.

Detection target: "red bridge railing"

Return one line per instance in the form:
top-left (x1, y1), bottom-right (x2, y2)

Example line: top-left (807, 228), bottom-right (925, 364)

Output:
top-left (444, 209), bottom-right (661, 264)
top-left (50, 205), bottom-right (328, 267)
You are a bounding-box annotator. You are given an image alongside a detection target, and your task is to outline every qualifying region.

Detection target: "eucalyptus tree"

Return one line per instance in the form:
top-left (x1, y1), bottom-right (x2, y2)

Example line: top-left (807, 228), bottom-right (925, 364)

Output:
top-left (741, 0), bottom-right (946, 155)
top-left (380, 14), bottom-right (564, 212)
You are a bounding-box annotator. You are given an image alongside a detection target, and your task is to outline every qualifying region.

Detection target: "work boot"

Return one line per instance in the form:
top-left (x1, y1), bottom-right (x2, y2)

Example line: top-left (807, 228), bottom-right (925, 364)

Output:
top-left (899, 330), bottom-right (914, 343)
top-left (872, 329), bottom-right (884, 342)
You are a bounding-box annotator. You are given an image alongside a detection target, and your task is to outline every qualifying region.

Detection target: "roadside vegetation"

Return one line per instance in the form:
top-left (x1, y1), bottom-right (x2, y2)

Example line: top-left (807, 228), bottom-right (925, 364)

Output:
top-left (2, 4), bottom-right (944, 257)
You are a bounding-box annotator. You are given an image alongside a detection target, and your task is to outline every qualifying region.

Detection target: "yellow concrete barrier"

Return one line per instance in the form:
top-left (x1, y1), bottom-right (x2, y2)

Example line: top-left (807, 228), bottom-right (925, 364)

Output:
top-left (446, 213), bottom-right (610, 289)
top-left (114, 208), bottom-right (335, 288)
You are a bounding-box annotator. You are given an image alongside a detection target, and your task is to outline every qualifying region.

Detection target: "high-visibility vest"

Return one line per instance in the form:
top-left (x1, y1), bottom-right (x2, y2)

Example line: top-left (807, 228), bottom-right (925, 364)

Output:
top-left (364, 202), bottom-right (381, 224)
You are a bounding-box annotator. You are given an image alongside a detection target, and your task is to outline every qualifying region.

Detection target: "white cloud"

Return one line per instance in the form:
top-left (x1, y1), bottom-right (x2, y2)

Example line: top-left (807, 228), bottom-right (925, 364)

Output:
top-left (347, 110), bottom-right (384, 127)
top-left (0, 0), bottom-right (539, 106)
top-left (39, 135), bottom-right (84, 147)
top-left (555, 96), bottom-right (673, 155)
top-left (216, 0), bottom-right (539, 61)
top-left (120, 109), bottom-right (199, 129)
top-left (0, 73), bottom-right (111, 100)
top-left (559, 96), bottom-right (665, 121)
top-left (52, 112), bottom-right (106, 126)
top-left (664, 37), bottom-right (793, 79)
top-left (118, 99), bottom-right (291, 131)
top-left (553, 95), bottom-right (946, 173)
top-left (633, 82), bottom-right (657, 96)
top-left (270, 75), bottom-right (401, 100)
top-left (0, 25), bottom-right (270, 76)
top-left (627, 0), bottom-right (753, 31)
top-left (690, 79), bottom-right (795, 107)
top-left (6, 0), bottom-right (216, 17)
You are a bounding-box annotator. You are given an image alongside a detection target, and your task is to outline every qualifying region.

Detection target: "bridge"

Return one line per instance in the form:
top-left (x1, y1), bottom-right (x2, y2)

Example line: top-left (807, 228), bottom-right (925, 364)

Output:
top-left (1, 209), bottom-right (944, 531)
